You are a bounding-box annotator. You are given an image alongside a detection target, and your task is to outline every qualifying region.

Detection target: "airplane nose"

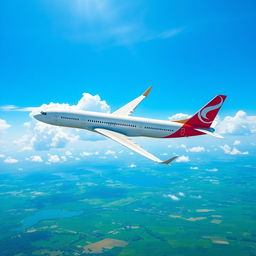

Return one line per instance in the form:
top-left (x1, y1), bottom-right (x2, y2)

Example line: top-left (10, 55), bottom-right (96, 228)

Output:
top-left (33, 114), bottom-right (41, 121)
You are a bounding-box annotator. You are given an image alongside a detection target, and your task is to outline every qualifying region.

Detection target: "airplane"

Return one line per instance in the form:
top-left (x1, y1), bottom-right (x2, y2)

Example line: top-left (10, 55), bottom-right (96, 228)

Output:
top-left (33, 87), bottom-right (226, 165)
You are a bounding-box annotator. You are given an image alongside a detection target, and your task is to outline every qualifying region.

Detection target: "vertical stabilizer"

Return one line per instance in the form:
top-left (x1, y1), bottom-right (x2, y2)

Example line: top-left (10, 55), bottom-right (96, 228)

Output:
top-left (185, 95), bottom-right (227, 128)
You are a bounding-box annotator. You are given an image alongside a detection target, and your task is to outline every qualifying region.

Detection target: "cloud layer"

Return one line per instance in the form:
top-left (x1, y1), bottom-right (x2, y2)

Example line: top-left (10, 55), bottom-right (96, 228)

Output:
top-left (0, 119), bottom-right (11, 132)
top-left (169, 110), bottom-right (256, 136)
top-left (215, 111), bottom-right (256, 135)
top-left (220, 144), bottom-right (249, 155)
top-left (15, 92), bottom-right (110, 151)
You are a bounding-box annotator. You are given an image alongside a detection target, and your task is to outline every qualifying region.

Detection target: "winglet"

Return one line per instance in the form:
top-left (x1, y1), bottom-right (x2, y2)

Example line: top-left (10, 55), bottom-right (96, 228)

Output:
top-left (162, 156), bottom-right (178, 165)
top-left (143, 86), bottom-right (152, 97)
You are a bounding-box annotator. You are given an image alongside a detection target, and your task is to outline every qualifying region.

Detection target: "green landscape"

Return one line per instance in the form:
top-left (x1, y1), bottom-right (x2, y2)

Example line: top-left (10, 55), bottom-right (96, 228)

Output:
top-left (0, 162), bottom-right (255, 256)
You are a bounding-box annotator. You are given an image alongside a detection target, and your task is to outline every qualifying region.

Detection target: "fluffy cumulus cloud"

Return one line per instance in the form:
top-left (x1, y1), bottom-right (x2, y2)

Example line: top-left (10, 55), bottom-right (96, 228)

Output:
top-left (47, 154), bottom-right (68, 163)
top-left (220, 144), bottom-right (249, 155)
top-left (168, 110), bottom-right (256, 137)
top-left (215, 111), bottom-right (256, 135)
top-left (176, 155), bottom-right (190, 163)
top-left (16, 122), bottom-right (78, 151)
top-left (4, 157), bottom-right (18, 164)
top-left (76, 93), bottom-right (110, 113)
top-left (27, 155), bottom-right (43, 162)
top-left (48, 154), bottom-right (61, 163)
top-left (30, 92), bottom-right (110, 115)
top-left (0, 119), bottom-right (11, 132)
top-left (15, 92), bottom-right (110, 151)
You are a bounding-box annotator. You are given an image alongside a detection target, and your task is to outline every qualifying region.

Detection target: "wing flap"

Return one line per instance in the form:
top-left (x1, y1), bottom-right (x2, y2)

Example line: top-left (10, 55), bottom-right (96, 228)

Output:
top-left (94, 128), bottom-right (177, 165)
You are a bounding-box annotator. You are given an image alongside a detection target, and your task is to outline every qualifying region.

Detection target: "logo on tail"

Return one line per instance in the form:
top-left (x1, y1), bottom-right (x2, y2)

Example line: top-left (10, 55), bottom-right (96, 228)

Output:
top-left (197, 96), bottom-right (224, 124)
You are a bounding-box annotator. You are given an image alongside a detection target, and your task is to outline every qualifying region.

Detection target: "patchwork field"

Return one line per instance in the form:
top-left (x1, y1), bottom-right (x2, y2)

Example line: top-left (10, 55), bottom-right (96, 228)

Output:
top-left (0, 163), bottom-right (256, 255)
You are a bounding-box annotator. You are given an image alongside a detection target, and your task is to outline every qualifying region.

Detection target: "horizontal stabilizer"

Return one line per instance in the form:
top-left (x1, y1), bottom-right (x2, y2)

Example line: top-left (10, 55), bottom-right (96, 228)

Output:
top-left (195, 128), bottom-right (224, 139)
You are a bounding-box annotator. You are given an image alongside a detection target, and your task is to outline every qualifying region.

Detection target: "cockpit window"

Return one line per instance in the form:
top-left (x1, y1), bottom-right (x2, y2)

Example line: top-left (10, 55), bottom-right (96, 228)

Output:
top-left (40, 111), bottom-right (47, 115)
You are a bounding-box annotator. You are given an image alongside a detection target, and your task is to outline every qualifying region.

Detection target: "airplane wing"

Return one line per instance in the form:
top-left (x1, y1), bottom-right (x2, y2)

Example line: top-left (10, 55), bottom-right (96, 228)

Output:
top-left (112, 86), bottom-right (152, 116)
top-left (94, 128), bottom-right (177, 165)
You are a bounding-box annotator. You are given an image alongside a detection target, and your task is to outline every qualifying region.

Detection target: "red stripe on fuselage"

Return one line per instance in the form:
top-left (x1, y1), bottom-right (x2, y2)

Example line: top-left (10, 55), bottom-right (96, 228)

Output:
top-left (163, 124), bottom-right (205, 138)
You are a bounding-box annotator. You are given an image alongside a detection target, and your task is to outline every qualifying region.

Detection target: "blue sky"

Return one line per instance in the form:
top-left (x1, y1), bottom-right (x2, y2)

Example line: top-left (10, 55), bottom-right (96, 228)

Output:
top-left (0, 0), bottom-right (255, 169)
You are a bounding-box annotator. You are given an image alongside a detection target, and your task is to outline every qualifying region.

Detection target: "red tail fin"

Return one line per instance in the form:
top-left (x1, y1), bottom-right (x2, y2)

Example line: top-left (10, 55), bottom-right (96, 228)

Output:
top-left (185, 95), bottom-right (227, 128)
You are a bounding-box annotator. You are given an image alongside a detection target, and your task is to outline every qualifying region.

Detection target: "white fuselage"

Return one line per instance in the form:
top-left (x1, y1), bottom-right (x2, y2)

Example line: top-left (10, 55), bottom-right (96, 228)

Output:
top-left (34, 110), bottom-right (182, 138)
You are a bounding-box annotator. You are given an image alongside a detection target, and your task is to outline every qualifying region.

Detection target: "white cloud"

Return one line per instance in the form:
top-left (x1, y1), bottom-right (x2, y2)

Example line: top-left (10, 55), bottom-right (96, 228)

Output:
top-left (105, 150), bottom-right (116, 155)
top-left (48, 154), bottom-right (61, 163)
top-left (0, 105), bottom-right (17, 111)
top-left (178, 192), bottom-right (185, 197)
top-left (187, 146), bottom-right (205, 153)
top-left (190, 166), bottom-right (199, 170)
top-left (14, 92), bottom-right (110, 151)
top-left (76, 93), bottom-right (110, 113)
top-left (176, 155), bottom-right (190, 162)
top-left (60, 156), bottom-right (67, 161)
top-left (0, 154), bottom-right (5, 158)
top-left (128, 164), bottom-right (136, 168)
top-left (0, 105), bottom-right (38, 112)
top-left (206, 168), bottom-right (218, 172)
top-left (233, 140), bottom-right (240, 146)
top-left (80, 151), bottom-right (99, 157)
top-left (33, 123), bottom-right (78, 151)
top-left (27, 155), bottom-right (43, 162)
top-left (16, 121), bottom-right (78, 152)
top-left (0, 92), bottom-right (110, 115)
top-left (80, 152), bottom-right (92, 157)
top-left (30, 92), bottom-right (110, 116)
top-left (179, 144), bottom-right (187, 149)
top-left (168, 110), bottom-right (256, 137)
top-left (168, 113), bottom-right (191, 121)
top-left (179, 144), bottom-right (205, 153)
top-left (4, 157), bottom-right (18, 164)
top-left (65, 150), bottom-right (72, 156)
top-left (220, 144), bottom-right (249, 155)
top-left (0, 119), bottom-right (11, 132)
top-left (215, 111), bottom-right (256, 135)
top-left (165, 194), bottom-right (180, 201)
top-left (22, 146), bottom-right (33, 151)
top-left (23, 122), bottom-right (31, 128)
